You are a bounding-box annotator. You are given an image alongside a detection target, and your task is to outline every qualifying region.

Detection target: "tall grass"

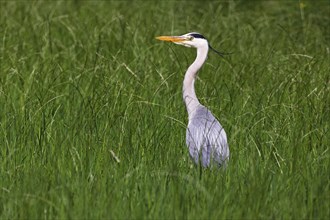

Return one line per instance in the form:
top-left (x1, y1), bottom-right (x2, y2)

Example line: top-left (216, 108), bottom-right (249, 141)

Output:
top-left (0, 1), bottom-right (329, 219)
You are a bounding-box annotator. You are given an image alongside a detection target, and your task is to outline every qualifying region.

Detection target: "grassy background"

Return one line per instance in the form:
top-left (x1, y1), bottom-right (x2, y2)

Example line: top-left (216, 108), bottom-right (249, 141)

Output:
top-left (0, 0), bottom-right (329, 219)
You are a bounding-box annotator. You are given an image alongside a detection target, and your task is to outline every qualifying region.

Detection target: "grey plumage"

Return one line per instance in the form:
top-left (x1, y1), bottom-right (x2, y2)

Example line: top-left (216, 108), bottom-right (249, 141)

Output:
top-left (186, 105), bottom-right (229, 167)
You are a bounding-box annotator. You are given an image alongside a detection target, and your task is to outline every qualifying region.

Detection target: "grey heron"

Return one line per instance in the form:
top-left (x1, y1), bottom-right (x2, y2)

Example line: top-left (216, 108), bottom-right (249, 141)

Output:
top-left (156, 32), bottom-right (230, 168)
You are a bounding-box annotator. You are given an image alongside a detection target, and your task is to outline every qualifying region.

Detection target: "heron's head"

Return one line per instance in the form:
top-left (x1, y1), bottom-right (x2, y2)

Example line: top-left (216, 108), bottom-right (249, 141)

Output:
top-left (156, 32), bottom-right (230, 57)
top-left (156, 32), bottom-right (208, 49)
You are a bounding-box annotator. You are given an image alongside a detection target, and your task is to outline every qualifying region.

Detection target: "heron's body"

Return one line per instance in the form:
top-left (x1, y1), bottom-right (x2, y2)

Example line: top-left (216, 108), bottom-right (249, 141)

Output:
top-left (156, 32), bottom-right (230, 167)
top-left (187, 105), bottom-right (229, 167)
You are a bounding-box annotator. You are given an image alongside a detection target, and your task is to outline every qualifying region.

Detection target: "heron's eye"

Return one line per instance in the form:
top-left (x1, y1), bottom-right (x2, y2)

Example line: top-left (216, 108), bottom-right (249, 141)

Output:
top-left (188, 36), bottom-right (194, 41)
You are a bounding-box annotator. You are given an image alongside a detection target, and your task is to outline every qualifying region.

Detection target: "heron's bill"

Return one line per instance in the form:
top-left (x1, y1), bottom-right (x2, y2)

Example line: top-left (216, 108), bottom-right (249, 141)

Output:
top-left (156, 36), bottom-right (186, 42)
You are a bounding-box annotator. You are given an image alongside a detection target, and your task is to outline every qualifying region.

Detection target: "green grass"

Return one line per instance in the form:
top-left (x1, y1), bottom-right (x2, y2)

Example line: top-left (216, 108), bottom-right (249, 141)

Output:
top-left (0, 0), bottom-right (329, 219)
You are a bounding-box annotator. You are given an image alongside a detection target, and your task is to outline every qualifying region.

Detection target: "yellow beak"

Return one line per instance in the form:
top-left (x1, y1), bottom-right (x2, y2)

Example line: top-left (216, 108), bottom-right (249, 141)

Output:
top-left (156, 36), bottom-right (187, 42)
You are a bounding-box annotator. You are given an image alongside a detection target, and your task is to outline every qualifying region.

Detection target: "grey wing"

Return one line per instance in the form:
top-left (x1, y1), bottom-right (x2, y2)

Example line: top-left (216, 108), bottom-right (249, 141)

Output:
top-left (186, 106), bottom-right (229, 167)
top-left (207, 118), bottom-right (230, 166)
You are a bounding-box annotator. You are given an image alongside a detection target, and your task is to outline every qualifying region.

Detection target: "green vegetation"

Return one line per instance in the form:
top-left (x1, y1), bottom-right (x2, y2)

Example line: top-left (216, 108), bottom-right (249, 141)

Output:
top-left (0, 1), bottom-right (329, 219)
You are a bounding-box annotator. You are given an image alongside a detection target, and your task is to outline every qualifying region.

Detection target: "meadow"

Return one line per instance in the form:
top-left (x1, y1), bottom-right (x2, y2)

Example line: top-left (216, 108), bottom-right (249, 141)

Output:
top-left (0, 0), bottom-right (329, 219)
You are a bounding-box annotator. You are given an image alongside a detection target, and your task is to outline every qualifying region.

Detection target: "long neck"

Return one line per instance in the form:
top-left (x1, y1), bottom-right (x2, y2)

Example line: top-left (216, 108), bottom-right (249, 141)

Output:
top-left (183, 46), bottom-right (208, 117)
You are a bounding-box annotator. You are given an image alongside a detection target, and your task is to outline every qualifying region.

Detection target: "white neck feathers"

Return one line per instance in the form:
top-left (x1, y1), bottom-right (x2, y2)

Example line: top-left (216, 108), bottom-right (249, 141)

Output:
top-left (183, 46), bottom-right (209, 117)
